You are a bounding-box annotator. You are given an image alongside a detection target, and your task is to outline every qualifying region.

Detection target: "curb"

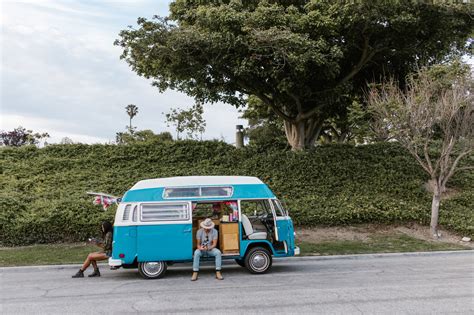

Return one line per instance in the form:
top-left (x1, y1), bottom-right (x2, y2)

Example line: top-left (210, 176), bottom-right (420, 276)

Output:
top-left (1, 249), bottom-right (472, 271)
top-left (285, 249), bottom-right (473, 261)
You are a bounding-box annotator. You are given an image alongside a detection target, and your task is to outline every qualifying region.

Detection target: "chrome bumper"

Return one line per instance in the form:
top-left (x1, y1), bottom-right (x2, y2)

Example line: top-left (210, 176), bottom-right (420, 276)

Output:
top-left (294, 246), bottom-right (300, 256)
top-left (108, 258), bottom-right (122, 267)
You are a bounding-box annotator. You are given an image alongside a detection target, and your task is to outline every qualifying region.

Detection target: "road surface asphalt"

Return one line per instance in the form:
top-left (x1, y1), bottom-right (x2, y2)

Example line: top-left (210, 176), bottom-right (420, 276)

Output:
top-left (1, 251), bottom-right (473, 314)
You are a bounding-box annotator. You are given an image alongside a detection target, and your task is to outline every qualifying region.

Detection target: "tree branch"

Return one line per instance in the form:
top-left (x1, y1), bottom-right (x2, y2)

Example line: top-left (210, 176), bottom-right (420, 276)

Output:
top-left (338, 35), bottom-right (377, 86)
top-left (288, 91), bottom-right (302, 114)
top-left (442, 149), bottom-right (473, 188)
top-left (423, 140), bottom-right (434, 175)
top-left (406, 145), bottom-right (433, 176)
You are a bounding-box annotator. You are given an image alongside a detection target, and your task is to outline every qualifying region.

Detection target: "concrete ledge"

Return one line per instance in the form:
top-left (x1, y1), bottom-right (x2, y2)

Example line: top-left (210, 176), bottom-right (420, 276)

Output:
top-left (1, 249), bottom-right (472, 272)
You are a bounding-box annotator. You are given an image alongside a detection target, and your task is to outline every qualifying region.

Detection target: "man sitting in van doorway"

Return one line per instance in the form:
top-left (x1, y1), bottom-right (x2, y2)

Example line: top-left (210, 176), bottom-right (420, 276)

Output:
top-left (192, 218), bottom-right (223, 281)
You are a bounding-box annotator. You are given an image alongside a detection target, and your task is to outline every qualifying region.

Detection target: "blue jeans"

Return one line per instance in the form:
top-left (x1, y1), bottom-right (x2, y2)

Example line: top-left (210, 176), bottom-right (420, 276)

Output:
top-left (193, 248), bottom-right (222, 272)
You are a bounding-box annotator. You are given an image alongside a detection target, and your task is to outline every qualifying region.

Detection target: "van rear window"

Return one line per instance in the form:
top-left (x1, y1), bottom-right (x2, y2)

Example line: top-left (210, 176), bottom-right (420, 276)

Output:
top-left (141, 203), bottom-right (189, 221)
top-left (163, 186), bottom-right (232, 199)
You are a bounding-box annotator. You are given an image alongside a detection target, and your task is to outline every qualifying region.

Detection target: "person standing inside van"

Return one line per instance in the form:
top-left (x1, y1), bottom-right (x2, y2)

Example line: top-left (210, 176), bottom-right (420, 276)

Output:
top-left (191, 218), bottom-right (223, 281)
top-left (72, 221), bottom-right (113, 278)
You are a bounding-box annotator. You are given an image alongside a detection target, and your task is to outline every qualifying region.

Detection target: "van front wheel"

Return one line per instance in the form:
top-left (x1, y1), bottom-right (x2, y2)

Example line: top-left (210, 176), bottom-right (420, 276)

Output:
top-left (138, 261), bottom-right (167, 279)
top-left (244, 247), bottom-right (272, 274)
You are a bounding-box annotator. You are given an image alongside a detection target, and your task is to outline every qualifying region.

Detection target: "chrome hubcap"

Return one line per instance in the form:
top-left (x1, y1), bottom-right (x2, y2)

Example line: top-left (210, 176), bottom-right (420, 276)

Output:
top-left (143, 262), bottom-right (163, 276)
top-left (251, 253), bottom-right (267, 270)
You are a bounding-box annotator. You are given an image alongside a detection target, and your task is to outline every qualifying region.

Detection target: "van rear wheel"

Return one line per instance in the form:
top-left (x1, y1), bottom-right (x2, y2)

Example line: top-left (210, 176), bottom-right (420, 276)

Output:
top-left (138, 261), bottom-right (167, 279)
top-left (244, 247), bottom-right (272, 274)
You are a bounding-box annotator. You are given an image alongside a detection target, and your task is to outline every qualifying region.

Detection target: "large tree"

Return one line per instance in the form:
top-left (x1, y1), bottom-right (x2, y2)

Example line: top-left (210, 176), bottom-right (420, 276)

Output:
top-left (116, 0), bottom-right (472, 150)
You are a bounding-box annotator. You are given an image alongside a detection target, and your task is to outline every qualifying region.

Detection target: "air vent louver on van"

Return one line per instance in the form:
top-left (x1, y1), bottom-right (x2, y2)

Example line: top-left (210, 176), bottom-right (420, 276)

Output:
top-left (122, 204), bottom-right (131, 221)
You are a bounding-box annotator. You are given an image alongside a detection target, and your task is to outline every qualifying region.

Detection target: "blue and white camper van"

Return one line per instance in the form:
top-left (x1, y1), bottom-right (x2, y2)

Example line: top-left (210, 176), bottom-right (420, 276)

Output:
top-left (109, 176), bottom-right (299, 279)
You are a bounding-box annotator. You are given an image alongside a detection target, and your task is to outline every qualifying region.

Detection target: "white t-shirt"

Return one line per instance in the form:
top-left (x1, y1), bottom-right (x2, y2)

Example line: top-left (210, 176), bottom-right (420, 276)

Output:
top-left (196, 228), bottom-right (218, 248)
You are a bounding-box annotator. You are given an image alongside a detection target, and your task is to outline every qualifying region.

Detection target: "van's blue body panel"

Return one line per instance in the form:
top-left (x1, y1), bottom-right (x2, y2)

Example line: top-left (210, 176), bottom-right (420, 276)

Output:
top-left (276, 218), bottom-right (295, 256)
top-left (122, 184), bottom-right (275, 203)
top-left (112, 226), bottom-right (137, 264)
top-left (137, 224), bottom-right (192, 261)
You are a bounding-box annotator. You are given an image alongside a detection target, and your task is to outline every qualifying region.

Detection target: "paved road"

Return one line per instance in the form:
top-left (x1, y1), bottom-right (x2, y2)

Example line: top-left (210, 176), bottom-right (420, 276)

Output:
top-left (1, 251), bottom-right (473, 314)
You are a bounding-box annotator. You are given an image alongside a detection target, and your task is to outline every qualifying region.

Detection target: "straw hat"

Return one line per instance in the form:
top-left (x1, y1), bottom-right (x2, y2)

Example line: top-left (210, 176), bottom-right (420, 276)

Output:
top-left (200, 218), bottom-right (215, 229)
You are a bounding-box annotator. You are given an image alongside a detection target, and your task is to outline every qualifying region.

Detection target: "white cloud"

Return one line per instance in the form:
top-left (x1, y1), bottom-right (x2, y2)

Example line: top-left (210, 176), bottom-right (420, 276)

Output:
top-left (1, 113), bottom-right (110, 143)
top-left (1, 0), bottom-right (247, 144)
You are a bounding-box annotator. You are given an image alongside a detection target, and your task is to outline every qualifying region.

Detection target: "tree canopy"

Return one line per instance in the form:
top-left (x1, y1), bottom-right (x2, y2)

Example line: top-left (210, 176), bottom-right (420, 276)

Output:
top-left (116, 0), bottom-right (473, 150)
top-left (0, 126), bottom-right (50, 147)
top-left (164, 103), bottom-right (206, 140)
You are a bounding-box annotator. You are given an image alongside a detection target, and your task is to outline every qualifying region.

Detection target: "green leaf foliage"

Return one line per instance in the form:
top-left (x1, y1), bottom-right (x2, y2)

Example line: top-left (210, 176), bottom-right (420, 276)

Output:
top-left (116, 0), bottom-right (473, 149)
top-left (1, 141), bottom-right (472, 245)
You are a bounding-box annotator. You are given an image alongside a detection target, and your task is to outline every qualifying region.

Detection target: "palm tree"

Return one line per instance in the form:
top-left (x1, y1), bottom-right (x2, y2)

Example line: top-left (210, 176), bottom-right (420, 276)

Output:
top-left (125, 104), bottom-right (139, 133)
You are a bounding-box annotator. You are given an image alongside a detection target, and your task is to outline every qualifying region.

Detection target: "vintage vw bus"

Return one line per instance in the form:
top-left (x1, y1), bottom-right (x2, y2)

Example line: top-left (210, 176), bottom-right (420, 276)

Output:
top-left (109, 176), bottom-right (299, 279)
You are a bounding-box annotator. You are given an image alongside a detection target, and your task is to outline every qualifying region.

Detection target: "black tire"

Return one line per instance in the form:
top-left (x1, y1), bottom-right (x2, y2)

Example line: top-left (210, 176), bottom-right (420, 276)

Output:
top-left (138, 261), bottom-right (167, 279)
top-left (244, 247), bottom-right (272, 274)
top-left (235, 259), bottom-right (246, 267)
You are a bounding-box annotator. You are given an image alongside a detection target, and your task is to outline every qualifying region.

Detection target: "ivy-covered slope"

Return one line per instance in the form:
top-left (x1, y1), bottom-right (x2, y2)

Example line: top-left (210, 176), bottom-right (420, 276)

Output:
top-left (1, 141), bottom-right (472, 245)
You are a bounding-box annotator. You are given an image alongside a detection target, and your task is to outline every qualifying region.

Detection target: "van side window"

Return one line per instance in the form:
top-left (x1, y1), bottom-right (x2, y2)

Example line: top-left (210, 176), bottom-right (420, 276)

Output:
top-left (272, 199), bottom-right (286, 217)
top-left (141, 203), bottom-right (189, 221)
top-left (201, 187), bottom-right (232, 197)
top-left (163, 186), bottom-right (233, 198)
top-left (164, 188), bottom-right (200, 198)
top-left (132, 205), bottom-right (138, 222)
top-left (240, 200), bottom-right (272, 217)
top-left (122, 204), bottom-right (132, 221)
top-left (193, 203), bottom-right (213, 217)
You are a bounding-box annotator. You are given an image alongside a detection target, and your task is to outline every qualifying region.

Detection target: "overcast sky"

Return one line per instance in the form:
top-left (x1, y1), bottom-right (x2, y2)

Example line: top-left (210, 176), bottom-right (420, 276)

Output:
top-left (1, 0), bottom-right (247, 144)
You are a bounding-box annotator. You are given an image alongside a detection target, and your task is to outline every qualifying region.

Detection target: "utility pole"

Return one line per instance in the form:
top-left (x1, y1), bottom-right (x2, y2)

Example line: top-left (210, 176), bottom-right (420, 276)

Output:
top-left (236, 125), bottom-right (244, 148)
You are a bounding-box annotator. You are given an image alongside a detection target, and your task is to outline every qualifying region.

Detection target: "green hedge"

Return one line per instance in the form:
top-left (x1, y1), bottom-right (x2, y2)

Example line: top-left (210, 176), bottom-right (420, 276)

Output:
top-left (1, 141), bottom-right (472, 246)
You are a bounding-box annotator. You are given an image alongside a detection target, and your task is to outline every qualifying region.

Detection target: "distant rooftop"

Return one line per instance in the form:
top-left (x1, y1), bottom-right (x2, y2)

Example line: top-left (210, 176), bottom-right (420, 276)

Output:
top-left (130, 176), bottom-right (264, 190)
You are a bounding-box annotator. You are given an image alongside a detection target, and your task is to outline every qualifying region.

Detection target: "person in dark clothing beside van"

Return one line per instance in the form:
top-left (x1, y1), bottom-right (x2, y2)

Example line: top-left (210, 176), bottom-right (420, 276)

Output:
top-left (72, 221), bottom-right (113, 278)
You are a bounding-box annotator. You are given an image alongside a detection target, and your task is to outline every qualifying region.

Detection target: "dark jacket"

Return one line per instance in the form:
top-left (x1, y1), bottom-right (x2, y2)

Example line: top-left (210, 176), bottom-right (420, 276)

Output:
top-left (103, 231), bottom-right (113, 257)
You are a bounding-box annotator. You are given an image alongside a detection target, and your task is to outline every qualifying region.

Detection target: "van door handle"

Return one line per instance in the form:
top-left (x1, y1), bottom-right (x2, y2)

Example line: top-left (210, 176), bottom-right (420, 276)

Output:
top-left (183, 228), bottom-right (192, 233)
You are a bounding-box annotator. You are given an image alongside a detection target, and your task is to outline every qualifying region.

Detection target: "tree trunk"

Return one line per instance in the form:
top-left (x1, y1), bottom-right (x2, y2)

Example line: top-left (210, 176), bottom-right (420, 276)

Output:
top-left (430, 187), bottom-right (441, 239)
top-left (284, 118), bottom-right (324, 151)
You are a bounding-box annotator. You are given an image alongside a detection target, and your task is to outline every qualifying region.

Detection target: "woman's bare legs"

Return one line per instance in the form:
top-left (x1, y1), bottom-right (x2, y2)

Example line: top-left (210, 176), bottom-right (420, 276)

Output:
top-left (81, 252), bottom-right (109, 271)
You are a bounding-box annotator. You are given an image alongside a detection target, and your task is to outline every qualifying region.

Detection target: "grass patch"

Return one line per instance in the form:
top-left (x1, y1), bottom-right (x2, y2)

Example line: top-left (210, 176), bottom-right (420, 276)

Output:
top-left (298, 234), bottom-right (469, 256)
top-left (0, 243), bottom-right (98, 267)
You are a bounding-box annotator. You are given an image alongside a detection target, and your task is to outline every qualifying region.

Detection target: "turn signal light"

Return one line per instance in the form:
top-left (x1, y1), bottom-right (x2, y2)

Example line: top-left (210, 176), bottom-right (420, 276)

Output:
top-left (119, 253), bottom-right (125, 258)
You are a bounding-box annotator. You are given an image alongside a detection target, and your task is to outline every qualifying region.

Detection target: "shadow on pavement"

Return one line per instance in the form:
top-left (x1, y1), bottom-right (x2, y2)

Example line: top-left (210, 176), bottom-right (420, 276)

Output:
top-left (104, 261), bottom-right (298, 280)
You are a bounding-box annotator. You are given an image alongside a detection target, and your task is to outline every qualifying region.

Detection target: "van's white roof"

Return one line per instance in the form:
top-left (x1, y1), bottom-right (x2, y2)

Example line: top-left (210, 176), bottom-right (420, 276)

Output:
top-left (130, 176), bottom-right (264, 190)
